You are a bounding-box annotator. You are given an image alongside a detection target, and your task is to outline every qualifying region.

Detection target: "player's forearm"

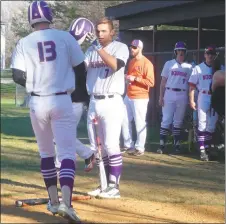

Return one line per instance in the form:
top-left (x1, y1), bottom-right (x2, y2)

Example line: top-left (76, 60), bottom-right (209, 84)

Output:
top-left (159, 82), bottom-right (165, 99)
top-left (189, 86), bottom-right (195, 103)
top-left (97, 49), bottom-right (118, 71)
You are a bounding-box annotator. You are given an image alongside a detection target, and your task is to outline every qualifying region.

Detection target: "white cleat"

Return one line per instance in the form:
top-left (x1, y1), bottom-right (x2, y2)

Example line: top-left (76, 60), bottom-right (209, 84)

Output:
top-left (87, 186), bottom-right (102, 197)
top-left (58, 202), bottom-right (80, 223)
top-left (47, 201), bottom-right (60, 215)
top-left (97, 186), bottom-right (120, 199)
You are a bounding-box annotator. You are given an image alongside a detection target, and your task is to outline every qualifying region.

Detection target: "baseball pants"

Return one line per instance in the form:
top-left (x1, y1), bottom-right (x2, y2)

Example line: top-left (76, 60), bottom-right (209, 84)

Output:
top-left (55, 102), bottom-right (93, 167)
top-left (121, 95), bottom-right (149, 152)
top-left (29, 94), bottom-right (77, 162)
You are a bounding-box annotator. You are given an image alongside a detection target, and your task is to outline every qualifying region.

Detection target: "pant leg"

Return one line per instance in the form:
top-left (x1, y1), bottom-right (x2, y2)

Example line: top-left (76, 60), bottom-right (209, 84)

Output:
top-left (160, 90), bottom-right (176, 145)
top-left (72, 102), bottom-right (93, 159)
top-left (172, 92), bottom-right (188, 145)
top-left (132, 98), bottom-right (149, 152)
top-left (121, 95), bottom-right (134, 148)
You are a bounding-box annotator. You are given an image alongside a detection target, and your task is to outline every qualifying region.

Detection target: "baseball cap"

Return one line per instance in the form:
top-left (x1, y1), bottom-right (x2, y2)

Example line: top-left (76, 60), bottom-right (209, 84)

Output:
top-left (205, 45), bottom-right (216, 54)
top-left (130, 39), bottom-right (143, 49)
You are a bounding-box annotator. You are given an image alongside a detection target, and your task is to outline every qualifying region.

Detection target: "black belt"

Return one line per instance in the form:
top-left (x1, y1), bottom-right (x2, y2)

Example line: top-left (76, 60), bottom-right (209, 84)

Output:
top-left (31, 91), bottom-right (67, 96)
top-left (94, 95), bottom-right (114, 100)
top-left (166, 87), bottom-right (186, 92)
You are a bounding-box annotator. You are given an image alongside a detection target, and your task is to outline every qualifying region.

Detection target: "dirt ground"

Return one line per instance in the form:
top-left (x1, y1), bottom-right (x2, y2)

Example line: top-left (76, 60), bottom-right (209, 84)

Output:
top-left (1, 148), bottom-right (225, 223)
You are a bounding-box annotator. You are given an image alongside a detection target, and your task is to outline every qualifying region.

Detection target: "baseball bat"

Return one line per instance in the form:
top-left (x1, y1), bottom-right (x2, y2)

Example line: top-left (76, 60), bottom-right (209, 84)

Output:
top-left (15, 195), bottom-right (91, 207)
top-left (92, 118), bottom-right (108, 192)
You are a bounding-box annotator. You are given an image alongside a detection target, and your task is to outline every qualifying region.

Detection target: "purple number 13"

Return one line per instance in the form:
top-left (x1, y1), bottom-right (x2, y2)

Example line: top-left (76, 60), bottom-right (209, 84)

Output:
top-left (37, 41), bottom-right (57, 62)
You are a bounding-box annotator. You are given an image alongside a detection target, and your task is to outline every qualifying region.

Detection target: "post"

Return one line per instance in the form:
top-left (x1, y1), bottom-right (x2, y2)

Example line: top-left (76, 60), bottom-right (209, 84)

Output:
top-left (197, 18), bottom-right (201, 64)
top-left (152, 25), bottom-right (157, 126)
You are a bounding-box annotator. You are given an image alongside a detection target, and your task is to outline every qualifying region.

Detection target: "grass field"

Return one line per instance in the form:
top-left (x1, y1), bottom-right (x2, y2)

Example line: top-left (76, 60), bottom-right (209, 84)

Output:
top-left (1, 98), bottom-right (225, 223)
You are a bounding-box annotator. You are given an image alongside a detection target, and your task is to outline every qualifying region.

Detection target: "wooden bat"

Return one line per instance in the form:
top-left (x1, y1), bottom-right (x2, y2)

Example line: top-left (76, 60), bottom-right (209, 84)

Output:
top-left (92, 118), bottom-right (108, 192)
top-left (15, 195), bottom-right (91, 207)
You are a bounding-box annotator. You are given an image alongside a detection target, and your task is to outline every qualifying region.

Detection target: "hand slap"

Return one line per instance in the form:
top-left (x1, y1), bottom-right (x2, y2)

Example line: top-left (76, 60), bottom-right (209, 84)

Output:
top-left (86, 32), bottom-right (102, 51)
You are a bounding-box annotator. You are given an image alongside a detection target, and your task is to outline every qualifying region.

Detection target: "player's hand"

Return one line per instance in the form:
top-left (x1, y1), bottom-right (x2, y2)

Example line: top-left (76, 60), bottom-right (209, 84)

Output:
top-left (190, 101), bottom-right (196, 110)
top-left (126, 75), bottom-right (136, 82)
top-left (159, 98), bottom-right (164, 107)
top-left (86, 32), bottom-right (102, 51)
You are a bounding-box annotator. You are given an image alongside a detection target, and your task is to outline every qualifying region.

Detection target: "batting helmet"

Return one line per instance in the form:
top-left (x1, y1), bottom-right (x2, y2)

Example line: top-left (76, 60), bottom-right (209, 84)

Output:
top-left (28, 1), bottom-right (53, 28)
top-left (205, 45), bottom-right (217, 54)
top-left (69, 17), bottom-right (95, 45)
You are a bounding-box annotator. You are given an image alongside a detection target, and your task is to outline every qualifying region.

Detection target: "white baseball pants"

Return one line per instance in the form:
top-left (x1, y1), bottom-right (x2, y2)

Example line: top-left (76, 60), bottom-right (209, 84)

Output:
top-left (121, 95), bottom-right (149, 152)
top-left (55, 102), bottom-right (93, 167)
top-left (161, 89), bottom-right (188, 129)
top-left (87, 94), bottom-right (124, 157)
top-left (29, 94), bottom-right (77, 162)
top-left (197, 93), bottom-right (218, 133)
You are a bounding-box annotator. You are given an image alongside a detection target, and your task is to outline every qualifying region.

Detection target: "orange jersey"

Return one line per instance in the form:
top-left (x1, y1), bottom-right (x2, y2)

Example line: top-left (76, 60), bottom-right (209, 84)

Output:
top-left (127, 56), bottom-right (155, 99)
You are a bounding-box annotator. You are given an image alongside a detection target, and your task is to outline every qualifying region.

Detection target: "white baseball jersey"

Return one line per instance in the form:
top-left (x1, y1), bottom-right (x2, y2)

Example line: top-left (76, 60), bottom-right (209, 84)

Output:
top-left (11, 29), bottom-right (85, 95)
top-left (188, 62), bottom-right (213, 91)
top-left (161, 59), bottom-right (193, 90)
top-left (85, 40), bottom-right (129, 95)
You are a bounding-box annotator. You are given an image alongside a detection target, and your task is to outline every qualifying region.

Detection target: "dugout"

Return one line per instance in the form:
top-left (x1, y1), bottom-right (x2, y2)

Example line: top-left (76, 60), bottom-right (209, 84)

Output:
top-left (105, 0), bottom-right (225, 126)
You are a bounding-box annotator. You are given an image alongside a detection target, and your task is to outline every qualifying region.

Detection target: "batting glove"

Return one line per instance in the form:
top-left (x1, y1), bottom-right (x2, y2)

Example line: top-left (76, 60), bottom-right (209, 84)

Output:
top-left (86, 32), bottom-right (102, 51)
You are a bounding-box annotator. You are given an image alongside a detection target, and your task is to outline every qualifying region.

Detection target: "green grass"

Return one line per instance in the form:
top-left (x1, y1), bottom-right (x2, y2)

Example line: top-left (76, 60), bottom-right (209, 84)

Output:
top-left (1, 69), bottom-right (12, 78)
top-left (1, 83), bottom-right (16, 99)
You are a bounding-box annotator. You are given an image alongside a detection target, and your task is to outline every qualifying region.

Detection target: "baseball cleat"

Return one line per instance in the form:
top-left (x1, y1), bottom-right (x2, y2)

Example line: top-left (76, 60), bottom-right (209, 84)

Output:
top-left (84, 153), bottom-right (95, 172)
top-left (87, 186), bottom-right (102, 197)
top-left (132, 149), bottom-right (144, 156)
top-left (157, 145), bottom-right (164, 154)
top-left (172, 145), bottom-right (181, 154)
top-left (200, 150), bottom-right (209, 161)
top-left (47, 201), bottom-right (60, 215)
top-left (97, 185), bottom-right (120, 199)
top-left (58, 202), bottom-right (81, 223)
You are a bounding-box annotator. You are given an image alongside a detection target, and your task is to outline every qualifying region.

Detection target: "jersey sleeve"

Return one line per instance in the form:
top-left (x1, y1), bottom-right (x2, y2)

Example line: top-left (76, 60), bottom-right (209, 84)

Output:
top-left (11, 39), bottom-right (26, 72)
top-left (188, 66), bottom-right (199, 85)
top-left (113, 43), bottom-right (129, 64)
top-left (161, 61), bottom-right (169, 78)
top-left (68, 34), bottom-right (85, 67)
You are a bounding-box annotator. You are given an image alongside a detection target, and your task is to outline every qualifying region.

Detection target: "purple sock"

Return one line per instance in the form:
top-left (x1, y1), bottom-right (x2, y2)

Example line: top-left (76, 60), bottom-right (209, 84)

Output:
top-left (41, 157), bottom-right (57, 199)
top-left (59, 159), bottom-right (75, 207)
top-left (197, 131), bottom-right (205, 150)
top-left (96, 156), bottom-right (109, 183)
top-left (109, 154), bottom-right (122, 187)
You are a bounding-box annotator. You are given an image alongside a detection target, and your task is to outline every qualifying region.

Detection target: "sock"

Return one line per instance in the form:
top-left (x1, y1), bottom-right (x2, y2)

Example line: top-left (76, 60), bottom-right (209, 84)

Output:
top-left (197, 130), bottom-right (206, 151)
top-left (109, 154), bottom-right (122, 188)
top-left (205, 131), bottom-right (213, 148)
top-left (41, 157), bottom-right (58, 205)
top-left (160, 127), bottom-right (170, 146)
top-left (96, 156), bottom-right (109, 183)
top-left (173, 127), bottom-right (182, 146)
top-left (59, 159), bottom-right (75, 207)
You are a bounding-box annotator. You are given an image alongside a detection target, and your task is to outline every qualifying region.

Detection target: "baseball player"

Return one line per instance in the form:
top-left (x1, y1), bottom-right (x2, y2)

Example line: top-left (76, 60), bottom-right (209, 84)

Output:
top-left (54, 24), bottom-right (97, 172)
top-left (11, 1), bottom-right (84, 222)
top-left (121, 40), bottom-right (155, 156)
top-left (157, 41), bottom-right (193, 154)
top-left (189, 45), bottom-right (219, 161)
top-left (84, 17), bottom-right (129, 198)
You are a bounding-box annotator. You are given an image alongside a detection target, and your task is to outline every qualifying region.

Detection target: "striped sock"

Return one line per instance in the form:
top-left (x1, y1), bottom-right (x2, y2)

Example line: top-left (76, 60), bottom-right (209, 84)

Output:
top-left (197, 131), bottom-right (205, 151)
top-left (173, 127), bottom-right (182, 146)
top-left (109, 154), bottom-right (122, 187)
top-left (59, 159), bottom-right (75, 207)
top-left (41, 157), bottom-right (58, 204)
top-left (160, 127), bottom-right (170, 146)
top-left (96, 156), bottom-right (109, 183)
